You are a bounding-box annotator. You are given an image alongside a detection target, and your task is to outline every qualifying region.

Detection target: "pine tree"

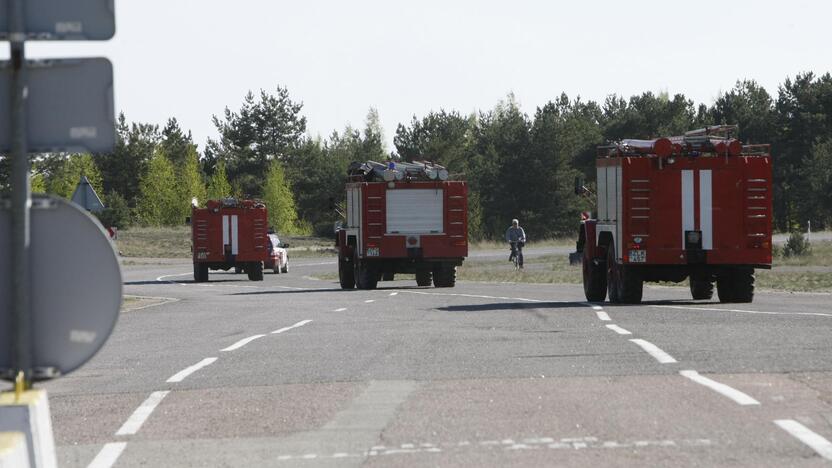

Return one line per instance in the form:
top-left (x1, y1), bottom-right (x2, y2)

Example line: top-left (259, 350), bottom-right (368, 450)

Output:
top-left (262, 160), bottom-right (299, 234)
top-left (137, 149), bottom-right (180, 226)
top-left (206, 160), bottom-right (232, 201)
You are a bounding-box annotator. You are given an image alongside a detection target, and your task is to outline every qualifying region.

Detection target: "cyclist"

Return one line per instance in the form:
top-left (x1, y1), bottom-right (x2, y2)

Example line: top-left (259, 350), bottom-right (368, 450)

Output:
top-left (505, 218), bottom-right (527, 269)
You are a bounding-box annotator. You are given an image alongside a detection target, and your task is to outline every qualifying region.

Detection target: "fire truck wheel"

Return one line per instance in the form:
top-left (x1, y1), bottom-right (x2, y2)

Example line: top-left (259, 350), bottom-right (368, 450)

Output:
top-left (583, 254), bottom-right (607, 302)
top-left (606, 244), bottom-right (643, 304)
top-left (247, 262), bottom-right (264, 281)
top-left (416, 270), bottom-right (433, 287)
top-left (338, 256), bottom-right (355, 289)
top-left (717, 268), bottom-right (754, 303)
top-left (689, 276), bottom-right (714, 300)
top-left (355, 261), bottom-right (378, 290)
top-left (194, 263), bottom-right (209, 283)
top-left (234, 266), bottom-right (243, 274)
top-left (433, 264), bottom-right (456, 288)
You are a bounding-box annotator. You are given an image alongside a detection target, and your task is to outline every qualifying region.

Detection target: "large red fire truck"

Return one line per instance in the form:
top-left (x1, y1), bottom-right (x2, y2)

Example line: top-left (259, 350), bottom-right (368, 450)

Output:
top-left (577, 125), bottom-right (772, 304)
top-left (336, 161), bottom-right (468, 289)
top-left (190, 198), bottom-right (269, 282)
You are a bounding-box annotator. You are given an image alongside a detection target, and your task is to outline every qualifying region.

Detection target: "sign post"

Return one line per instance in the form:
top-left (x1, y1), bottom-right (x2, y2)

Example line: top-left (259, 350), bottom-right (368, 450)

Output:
top-left (7, 0), bottom-right (31, 391)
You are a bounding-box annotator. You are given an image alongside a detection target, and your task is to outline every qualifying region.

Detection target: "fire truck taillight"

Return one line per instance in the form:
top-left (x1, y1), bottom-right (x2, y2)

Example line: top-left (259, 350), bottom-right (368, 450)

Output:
top-left (452, 239), bottom-right (467, 247)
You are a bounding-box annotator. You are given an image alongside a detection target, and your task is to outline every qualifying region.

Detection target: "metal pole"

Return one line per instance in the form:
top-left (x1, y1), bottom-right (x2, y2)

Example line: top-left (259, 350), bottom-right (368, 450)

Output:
top-left (8, 0), bottom-right (32, 387)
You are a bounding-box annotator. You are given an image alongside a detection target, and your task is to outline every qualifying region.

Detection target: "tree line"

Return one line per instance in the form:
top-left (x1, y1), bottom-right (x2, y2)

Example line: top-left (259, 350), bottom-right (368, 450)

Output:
top-left (1, 73), bottom-right (831, 239)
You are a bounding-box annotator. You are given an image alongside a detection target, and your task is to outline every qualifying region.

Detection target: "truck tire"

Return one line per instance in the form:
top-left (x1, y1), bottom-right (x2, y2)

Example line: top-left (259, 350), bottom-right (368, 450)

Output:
top-left (355, 260), bottom-right (378, 290)
top-left (433, 264), bottom-right (456, 288)
top-left (689, 276), bottom-right (714, 300)
top-left (234, 266), bottom-right (243, 274)
top-left (247, 261), bottom-right (264, 281)
top-left (194, 262), bottom-right (209, 282)
top-left (583, 251), bottom-right (606, 302)
top-left (717, 268), bottom-right (754, 303)
top-left (338, 255), bottom-right (355, 289)
top-left (416, 269), bottom-right (432, 287)
top-left (607, 244), bottom-right (643, 304)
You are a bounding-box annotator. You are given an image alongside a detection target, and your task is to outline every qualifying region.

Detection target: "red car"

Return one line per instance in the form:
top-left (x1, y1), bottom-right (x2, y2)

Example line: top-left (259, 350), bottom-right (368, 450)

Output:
top-left (264, 233), bottom-right (289, 274)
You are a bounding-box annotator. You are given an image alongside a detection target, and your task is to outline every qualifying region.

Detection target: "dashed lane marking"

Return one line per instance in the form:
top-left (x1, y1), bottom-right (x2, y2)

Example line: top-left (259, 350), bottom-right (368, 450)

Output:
top-left (221, 334), bottom-right (266, 352)
top-left (272, 319), bottom-right (313, 334)
top-left (651, 305), bottom-right (832, 318)
top-left (87, 442), bottom-right (127, 468)
top-left (595, 311), bottom-right (611, 321)
top-left (365, 299), bottom-right (375, 303)
top-left (115, 391), bottom-right (170, 436)
top-left (166, 357), bottom-right (218, 383)
top-left (272, 437), bottom-right (713, 461)
top-left (680, 370), bottom-right (760, 406)
top-left (606, 324), bottom-right (632, 335)
top-left (334, 308), bottom-right (347, 312)
top-left (775, 419), bottom-right (832, 460)
top-left (389, 292), bottom-right (398, 296)
top-left (629, 339), bottom-right (677, 364)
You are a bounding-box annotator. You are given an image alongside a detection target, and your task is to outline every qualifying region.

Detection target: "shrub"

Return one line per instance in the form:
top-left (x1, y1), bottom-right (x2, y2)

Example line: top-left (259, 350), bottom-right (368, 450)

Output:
top-left (783, 231), bottom-right (811, 257)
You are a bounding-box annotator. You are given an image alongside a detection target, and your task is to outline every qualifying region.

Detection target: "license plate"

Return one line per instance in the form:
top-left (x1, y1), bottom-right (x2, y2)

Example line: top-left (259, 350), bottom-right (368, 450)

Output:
top-left (628, 249), bottom-right (646, 263)
top-left (197, 251), bottom-right (208, 260)
top-left (366, 247), bottom-right (380, 257)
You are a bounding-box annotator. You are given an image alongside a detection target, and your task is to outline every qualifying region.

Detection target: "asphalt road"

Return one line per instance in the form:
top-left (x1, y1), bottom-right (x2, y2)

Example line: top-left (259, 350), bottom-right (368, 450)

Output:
top-left (40, 253), bottom-right (832, 467)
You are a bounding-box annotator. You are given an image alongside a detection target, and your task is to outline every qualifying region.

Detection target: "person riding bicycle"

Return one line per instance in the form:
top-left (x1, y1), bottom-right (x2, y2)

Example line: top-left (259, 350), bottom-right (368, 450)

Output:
top-left (505, 218), bottom-right (527, 269)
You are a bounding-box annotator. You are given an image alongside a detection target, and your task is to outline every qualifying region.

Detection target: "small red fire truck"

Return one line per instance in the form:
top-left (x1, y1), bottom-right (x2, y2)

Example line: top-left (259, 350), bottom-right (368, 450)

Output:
top-left (336, 161), bottom-right (468, 289)
top-left (577, 126), bottom-right (772, 304)
top-left (190, 198), bottom-right (269, 282)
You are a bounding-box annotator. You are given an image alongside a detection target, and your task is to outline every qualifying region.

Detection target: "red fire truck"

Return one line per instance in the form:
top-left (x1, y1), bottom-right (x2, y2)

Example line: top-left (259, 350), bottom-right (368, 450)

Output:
top-left (577, 125), bottom-right (772, 304)
top-left (336, 161), bottom-right (468, 289)
top-left (190, 198), bottom-right (269, 282)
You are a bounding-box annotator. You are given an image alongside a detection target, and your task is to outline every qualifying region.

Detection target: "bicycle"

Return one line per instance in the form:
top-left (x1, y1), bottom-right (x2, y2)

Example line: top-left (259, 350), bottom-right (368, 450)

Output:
top-left (509, 241), bottom-right (524, 271)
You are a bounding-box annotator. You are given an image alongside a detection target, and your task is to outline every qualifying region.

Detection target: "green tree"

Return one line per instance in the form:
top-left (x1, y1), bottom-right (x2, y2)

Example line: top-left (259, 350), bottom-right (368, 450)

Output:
top-left (206, 86), bottom-right (307, 196)
top-left (206, 159), bottom-right (232, 201)
top-left (44, 153), bottom-right (104, 199)
top-left (262, 160), bottom-right (300, 234)
top-left (136, 149), bottom-right (180, 226)
top-left (177, 146), bottom-right (207, 214)
top-left (95, 113), bottom-right (160, 207)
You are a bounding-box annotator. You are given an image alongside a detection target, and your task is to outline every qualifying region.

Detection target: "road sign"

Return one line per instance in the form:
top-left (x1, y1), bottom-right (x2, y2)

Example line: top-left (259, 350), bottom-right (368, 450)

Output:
top-left (0, 195), bottom-right (122, 381)
top-left (70, 175), bottom-right (105, 212)
top-left (0, 58), bottom-right (115, 154)
top-left (0, 0), bottom-right (115, 40)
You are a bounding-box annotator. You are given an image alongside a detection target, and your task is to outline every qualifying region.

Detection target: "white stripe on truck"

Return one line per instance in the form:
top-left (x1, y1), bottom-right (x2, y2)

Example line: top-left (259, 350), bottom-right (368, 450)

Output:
top-left (699, 170), bottom-right (713, 250)
top-left (681, 170), bottom-right (694, 248)
top-left (222, 215), bottom-right (229, 246)
top-left (231, 215), bottom-right (239, 255)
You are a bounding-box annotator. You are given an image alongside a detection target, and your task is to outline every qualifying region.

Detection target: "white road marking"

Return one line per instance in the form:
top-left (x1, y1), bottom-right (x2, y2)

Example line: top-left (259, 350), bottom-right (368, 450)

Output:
top-left (365, 299), bottom-right (375, 303)
top-left (389, 292), bottom-right (398, 296)
top-left (271, 319), bottom-right (313, 334)
top-left (221, 334), bottom-right (266, 352)
top-left (606, 324), bottom-right (632, 335)
top-left (680, 370), bottom-right (760, 406)
top-left (334, 308), bottom-right (347, 312)
top-left (650, 305), bottom-right (832, 318)
top-left (775, 419), bottom-right (832, 460)
top-left (629, 339), bottom-right (677, 364)
top-left (87, 442), bottom-right (128, 468)
top-left (292, 261), bottom-right (337, 267)
top-left (166, 357), bottom-right (218, 383)
top-left (586, 304), bottom-right (604, 311)
top-left (115, 391), bottom-right (170, 436)
top-left (595, 311), bottom-right (611, 321)
top-left (270, 437), bottom-right (712, 460)
top-left (396, 290), bottom-right (542, 302)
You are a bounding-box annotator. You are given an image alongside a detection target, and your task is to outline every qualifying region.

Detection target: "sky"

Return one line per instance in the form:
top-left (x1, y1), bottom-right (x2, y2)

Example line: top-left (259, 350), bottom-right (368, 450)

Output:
top-left (8, 0), bottom-right (831, 152)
